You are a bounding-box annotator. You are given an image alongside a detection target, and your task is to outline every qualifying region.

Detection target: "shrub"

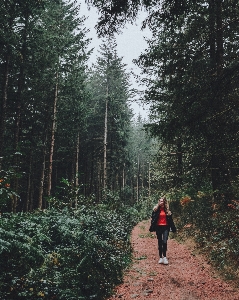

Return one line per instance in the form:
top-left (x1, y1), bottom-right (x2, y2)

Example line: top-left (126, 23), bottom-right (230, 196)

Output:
top-left (0, 205), bottom-right (137, 299)
top-left (170, 186), bottom-right (239, 275)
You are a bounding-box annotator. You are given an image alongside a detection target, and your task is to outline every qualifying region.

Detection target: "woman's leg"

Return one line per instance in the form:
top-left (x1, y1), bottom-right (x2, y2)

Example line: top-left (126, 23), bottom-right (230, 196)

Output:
top-left (156, 226), bottom-right (164, 258)
top-left (157, 237), bottom-right (163, 258)
top-left (162, 227), bottom-right (169, 259)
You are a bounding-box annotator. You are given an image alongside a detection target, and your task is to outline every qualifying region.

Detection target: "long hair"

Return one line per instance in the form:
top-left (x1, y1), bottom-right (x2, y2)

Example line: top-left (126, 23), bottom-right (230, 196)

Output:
top-left (162, 196), bottom-right (170, 215)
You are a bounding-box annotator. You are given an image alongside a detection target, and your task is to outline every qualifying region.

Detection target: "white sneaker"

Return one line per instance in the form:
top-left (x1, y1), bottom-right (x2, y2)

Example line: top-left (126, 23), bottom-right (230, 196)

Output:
top-left (158, 258), bottom-right (163, 264)
top-left (163, 257), bottom-right (169, 265)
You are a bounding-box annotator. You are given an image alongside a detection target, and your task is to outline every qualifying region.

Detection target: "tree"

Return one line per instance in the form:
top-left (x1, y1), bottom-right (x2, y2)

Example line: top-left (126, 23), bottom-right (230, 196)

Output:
top-left (86, 0), bottom-right (189, 35)
top-left (135, 0), bottom-right (239, 199)
top-left (85, 38), bottom-right (132, 201)
top-left (0, 0), bottom-right (90, 211)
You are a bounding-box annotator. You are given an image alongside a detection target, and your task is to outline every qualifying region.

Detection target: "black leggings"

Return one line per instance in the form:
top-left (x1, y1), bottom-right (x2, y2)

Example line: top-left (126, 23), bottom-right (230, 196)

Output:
top-left (156, 225), bottom-right (169, 258)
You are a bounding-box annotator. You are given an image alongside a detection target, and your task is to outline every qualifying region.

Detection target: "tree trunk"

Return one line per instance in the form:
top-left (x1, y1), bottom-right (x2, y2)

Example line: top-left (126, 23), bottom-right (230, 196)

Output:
top-left (148, 162), bottom-right (151, 198)
top-left (75, 131), bottom-right (80, 209)
top-left (131, 178), bottom-right (134, 202)
top-left (12, 59), bottom-right (25, 213)
top-left (89, 154), bottom-right (94, 195)
top-left (0, 52), bottom-right (10, 169)
top-left (136, 153), bottom-right (140, 202)
top-left (12, 14), bottom-right (28, 213)
top-left (215, 0), bottom-right (223, 76)
top-left (25, 149), bottom-right (33, 212)
top-left (38, 132), bottom-right (48, 209)
top-left (47, 71), bottom-right (58, 197)
top-left (97, 160), bottom-right (101, 202)
top-left (176, 142), bottom-right (183, 186)
top-left (122, 163), bottom-right (125, 189)
top-left (209, 0), bottom-right (216, 72)
top-left (103, 83), bottom-right (108, 190)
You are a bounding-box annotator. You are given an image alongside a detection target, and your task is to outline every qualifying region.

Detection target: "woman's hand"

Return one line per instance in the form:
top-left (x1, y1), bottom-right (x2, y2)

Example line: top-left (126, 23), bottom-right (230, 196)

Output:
top-left (153, 205), bottom-right (159, 212)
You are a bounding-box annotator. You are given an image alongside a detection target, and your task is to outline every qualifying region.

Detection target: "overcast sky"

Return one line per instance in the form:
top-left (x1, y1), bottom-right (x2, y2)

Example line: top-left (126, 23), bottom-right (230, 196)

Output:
top-left (79, 1), bottom-right (151, 119)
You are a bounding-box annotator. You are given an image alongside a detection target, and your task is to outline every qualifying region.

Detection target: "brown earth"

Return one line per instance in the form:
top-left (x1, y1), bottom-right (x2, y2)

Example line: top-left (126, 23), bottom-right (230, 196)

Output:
top-left (108, 219), bottom-right (239, 300)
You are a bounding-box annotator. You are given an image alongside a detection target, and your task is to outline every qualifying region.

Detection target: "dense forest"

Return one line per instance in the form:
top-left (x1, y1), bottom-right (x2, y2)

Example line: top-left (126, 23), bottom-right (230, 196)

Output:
top-left (0, 0), bottom-right (153, 213)
top-left (1, 0), bottom-right (239, 299)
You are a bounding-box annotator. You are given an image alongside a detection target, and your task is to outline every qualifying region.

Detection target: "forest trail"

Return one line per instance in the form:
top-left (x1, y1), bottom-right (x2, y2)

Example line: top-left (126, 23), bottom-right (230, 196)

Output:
top-left (108, 220), bottom-right (239, 300)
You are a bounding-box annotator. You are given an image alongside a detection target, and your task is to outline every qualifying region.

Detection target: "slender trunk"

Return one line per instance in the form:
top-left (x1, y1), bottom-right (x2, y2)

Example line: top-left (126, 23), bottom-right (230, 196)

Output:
top-left (0, 53), bottom-right (10, 168)
top-left (148, 162), bottom-right (151, 198)
top-left (25, 149), bottom-right (33, 212)
top-left (75, 132), bottom-right (80, 209)
top-left (69, 160), bottom-right (74, 208)
top-left (38, 132), bottom-right (48, 209)
top-left (136, 153), bottom-right (140, 202)
top-left (216, 0), bottom-right (223, 76)
top-left (12, 60), bottom-right (25, 213)
top-left (0, 8), bottom-right (14, 168)
top-left (83, 159), bottom-right (87, 197)
top-left (89, 154), bottom-right (94, 195)
top-left (29, 184), bottom-right (34, 212)
top-left (209, 0), bottom-right (216, 72)
top-left (47, 71), bottom-right (58, 197)
top-left (177, 142), bottom-right (183, 186)
top-left (131, 178), bottom-right (134, 202)
top-left (103, 83), bottom-right (108, 190)
top-left (141, 162), bottom-right (144, 189)
top-left (122, 163), bottom-right (125, 189)
top-left (14, 56), bottom-right (25, 151)
top-left (98, 160), bottom-right (101, 202)
top-left (209, 0), bottom-right (217, 191)
top-left (12, 16), bottom-right (28, 213)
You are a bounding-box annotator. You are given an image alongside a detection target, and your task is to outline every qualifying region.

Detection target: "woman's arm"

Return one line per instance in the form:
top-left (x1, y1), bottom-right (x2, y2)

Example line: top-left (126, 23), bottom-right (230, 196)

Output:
top-left (153, 203), bottom-right (159, 211)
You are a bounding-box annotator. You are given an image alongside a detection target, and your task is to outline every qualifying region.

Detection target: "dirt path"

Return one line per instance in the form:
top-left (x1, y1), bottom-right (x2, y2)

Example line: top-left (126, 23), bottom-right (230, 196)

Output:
top-left (108, 220), bottom-right (239, 300)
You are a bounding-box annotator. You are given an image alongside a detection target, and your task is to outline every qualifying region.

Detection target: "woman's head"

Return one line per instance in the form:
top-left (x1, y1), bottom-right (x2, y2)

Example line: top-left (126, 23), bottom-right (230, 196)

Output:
top-left (158, 197), bottom-right (166, 207)
top-left (158, 196), bottom-right (169, 212)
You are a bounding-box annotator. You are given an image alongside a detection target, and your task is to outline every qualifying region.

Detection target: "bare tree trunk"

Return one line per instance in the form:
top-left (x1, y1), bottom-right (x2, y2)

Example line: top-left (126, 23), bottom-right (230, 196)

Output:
top-left (0, 4), bottom-right (15, 169)
top-left (47, 71), bottom-right (58, 197)
top-left (97, 160), bottom-right (101, 202)
top-left (141, 162), bottom-right (144, 189)
top-left (89, 155), bottom-right (94, 195)
top-left (0, 53), bottom-right (10, 169)
top-left (75, 131), bottom-right (80, 209)
top-left (122, 163), bottom-right (125, 189)
top-left (136, 153), bottom-right (140, 202)
top-left (103, 83), bottom-right (108, 190)
top-left (12, 14), bottom-right (29, 213)
top-left (38, 132), bottom-right (48, 210)
top-left (177, 142), bottom-right (183, 186)
top-left (148, 162), bottom-right (151, 198)
top-left (25, 149), bottom-right (33, 212)
top-left (12, 57), bottom-right (26, 213)
top-left (131, 178), bottom-right (134, 202)
top-left (216, 0), bottom-right (223, 76)
top-left (29, 185), bottom-right (34, 212)
top-left (209, 0), bottom-right (216, 71)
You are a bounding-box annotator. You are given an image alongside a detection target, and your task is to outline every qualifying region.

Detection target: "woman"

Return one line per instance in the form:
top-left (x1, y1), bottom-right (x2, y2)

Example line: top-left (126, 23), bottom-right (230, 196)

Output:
top-left (149, 197), bottom-right (176, 265)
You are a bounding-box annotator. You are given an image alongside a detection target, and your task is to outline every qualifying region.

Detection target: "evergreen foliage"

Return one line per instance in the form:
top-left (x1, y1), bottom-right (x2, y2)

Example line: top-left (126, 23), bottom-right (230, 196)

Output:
top-left (135, 0), bottom-right (239, 201)
top-left (0, 204), bottom-right (140, 299)
top-left (84, 38), bottom-right (133, 199)
top-left (1, 1), bottom-right (151, 212)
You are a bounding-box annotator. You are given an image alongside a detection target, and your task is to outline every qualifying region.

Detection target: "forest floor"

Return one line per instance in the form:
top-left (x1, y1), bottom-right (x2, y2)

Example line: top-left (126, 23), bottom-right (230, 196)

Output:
top-left (107, 219), bottom-right (239, 300)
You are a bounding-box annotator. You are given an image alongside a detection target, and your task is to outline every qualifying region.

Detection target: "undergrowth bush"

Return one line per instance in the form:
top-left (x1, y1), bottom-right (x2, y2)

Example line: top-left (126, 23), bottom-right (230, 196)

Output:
top-left (169, 187), bottom-right (239, 276)
top-left (0, 204), bottom-right (140, 299)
